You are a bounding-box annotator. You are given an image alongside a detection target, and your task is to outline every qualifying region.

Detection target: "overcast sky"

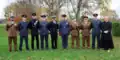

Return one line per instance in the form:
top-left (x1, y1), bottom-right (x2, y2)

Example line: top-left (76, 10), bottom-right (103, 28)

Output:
top-left (0, 0), bottom-right (120, 18)
top-left (111, 0), bottom-right (120, 17)
top-left (0, 0), bottom-right (15, 18)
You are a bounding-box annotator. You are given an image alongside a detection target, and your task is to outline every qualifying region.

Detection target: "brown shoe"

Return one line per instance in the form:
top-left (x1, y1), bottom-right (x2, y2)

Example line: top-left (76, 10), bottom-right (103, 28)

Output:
top-left (82, 47), bottom-right (85, 49)
top-left (87, 47), bottom-right (90, 49)
top-left (9, 50), bottom-right (12, 52)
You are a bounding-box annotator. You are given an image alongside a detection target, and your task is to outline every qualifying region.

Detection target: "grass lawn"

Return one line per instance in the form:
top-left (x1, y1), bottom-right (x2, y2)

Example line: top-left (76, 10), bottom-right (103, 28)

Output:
top-left (0, 24), bottom-right (120, 60)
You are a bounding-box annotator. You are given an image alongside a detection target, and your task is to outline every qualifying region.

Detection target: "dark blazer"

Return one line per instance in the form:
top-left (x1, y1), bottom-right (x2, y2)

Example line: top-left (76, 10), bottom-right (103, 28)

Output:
top-left (48, 21), bottom-right (59, 35)
top-left (39, 21), bottom-right (49, 35)
top-left (91, 19), bottom-right (101, 35)
top-left (18, 21), bottom-right (29, 37)
top-left (28, 19), bottom-right (39, 36)
top-left (59, 20), bottom-right (70, 35)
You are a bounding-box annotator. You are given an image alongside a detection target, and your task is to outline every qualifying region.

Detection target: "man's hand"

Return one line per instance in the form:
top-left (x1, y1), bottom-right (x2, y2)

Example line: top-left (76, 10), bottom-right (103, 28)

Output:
top-left (14, 23), bottom-right (17, 26)
top-left (104, 30), bottom-right (108, 34)
top-left (59, 32), bottom-right (61, 36)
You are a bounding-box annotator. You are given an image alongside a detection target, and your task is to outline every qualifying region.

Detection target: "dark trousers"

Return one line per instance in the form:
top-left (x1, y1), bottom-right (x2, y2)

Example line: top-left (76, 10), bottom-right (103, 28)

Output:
top-left (19, 36), bottom-right (29, 51)
top-left (31, 35), bottom-right (39, 50)
top-left (51, 33), bottom-right (58, 49)
top-left (61, 34), bottom-right (68, 49)
top-left (92, 33), bottom-right (100, 49)
top-left (8, 36), bottom-right (17, 52)
top-left (40, 34), bottom-right (48, 49)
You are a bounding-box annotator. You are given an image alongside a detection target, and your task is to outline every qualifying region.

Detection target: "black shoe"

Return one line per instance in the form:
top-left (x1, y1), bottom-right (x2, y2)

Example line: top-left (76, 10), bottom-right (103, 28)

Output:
top-left (41, 48), bottom-right (44, 50)
top-left (32, 49), bottom-right (34, 51)
top-left (19, 49), bottom-right (22, 51)
top-left (26, 49), bottom-right (29, 51)
top-left (46, 48), bottom-right (49, 50)
top-left (92, 48), bottom-right (95, 49)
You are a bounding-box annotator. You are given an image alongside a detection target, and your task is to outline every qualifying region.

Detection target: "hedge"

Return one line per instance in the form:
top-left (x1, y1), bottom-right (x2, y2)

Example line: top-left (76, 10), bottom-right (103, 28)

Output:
top-left (112, 22), bottom-right (120, 36)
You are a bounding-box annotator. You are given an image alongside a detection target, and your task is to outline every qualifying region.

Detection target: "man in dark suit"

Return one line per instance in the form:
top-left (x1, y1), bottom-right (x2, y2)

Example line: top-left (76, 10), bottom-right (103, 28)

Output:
top-left (18, 14), bottom-right (29, 51)
top-left (59, 14), bottom-right (70, 49)
top-left (48, 16), bottom-right (59, 49)
top-left (91, 13), bottom-right (101, 49)
top-left (39, 15), bottom-right (49, 50)
top-left (28, 13), bottom-right (39, 50)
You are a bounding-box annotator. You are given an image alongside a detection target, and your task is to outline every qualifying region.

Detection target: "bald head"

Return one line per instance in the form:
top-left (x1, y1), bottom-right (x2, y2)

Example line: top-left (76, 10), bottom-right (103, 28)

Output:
top-left (104, 16), bottom-right (109, 22)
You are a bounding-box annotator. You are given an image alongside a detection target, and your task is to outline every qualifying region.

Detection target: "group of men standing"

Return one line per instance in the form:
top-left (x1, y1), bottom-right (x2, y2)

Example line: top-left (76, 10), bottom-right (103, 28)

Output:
top-left (6, 13), bottom-right (114, 52)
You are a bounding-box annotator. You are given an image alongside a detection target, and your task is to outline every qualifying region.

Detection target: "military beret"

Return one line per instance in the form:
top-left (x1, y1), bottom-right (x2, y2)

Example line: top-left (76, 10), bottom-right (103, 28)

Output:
top-left (32, 13), bottom-right (36, 16)
top-left (62, 14), bottom-right (67, 17)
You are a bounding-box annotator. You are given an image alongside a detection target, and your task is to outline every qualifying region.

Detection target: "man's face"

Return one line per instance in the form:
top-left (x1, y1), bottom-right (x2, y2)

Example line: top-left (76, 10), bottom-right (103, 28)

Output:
top-left (84, 18), bottom-right (88, 21)
top-left (32, 16), bottom-right (37, 19)
top-left (10, 18), bottom-right (14, 21)
top-left (52, 18), bottom-right (56, 21)
top-left (62, 17), bottom-right (66, 20)
top-left (10, 20), bottom-right (14, 24)
top-left (93, 16), bottom-right (97, 18)
top-left (42, 17), bottom-right (46, 21)
top-left (104, 16), bottom-right (109, 22)
top-left (22, 17), bottom-right (27, 21)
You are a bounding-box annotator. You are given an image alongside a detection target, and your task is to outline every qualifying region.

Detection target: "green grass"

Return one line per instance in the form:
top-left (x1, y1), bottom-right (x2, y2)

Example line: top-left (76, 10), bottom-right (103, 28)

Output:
top-left (0, 24), bottom-right (120, 60)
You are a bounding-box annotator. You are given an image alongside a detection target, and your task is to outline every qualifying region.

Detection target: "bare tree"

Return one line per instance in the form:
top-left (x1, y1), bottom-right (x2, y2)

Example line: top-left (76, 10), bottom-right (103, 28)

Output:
top-left (67, 0), bottom-right (100, 20)
top-left (99, 0), bottom-right (112, 17)
top-left (38, 0), bottom-right (67, 17)
top-left (13, 0), bottom-right (111, 20)
top-left (4, 1), bottom-right (35, 18)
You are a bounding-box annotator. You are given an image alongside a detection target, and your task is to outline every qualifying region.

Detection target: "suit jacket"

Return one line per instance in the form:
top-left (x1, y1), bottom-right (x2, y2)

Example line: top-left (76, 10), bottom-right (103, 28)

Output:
top-left (81, 21), bottom-right (92, 36)
top-left (70, 21), bottom-right (80, 36)
top-left (91, 19), bottom-right (101, 35)
top-left (48, 21), bottom-right (59, 35)
top-left (6, 23), bottom-right (18, 37)
top-left (39, 21), bottom-right (49, 35)
top-left (28, 19), bottom-right (39, 36)
top-left (59, 20), bottom-right (70, 35)
top-left (100, 21), bottom-right (112, 34)
top-left (100, 21), bottom-right (112, 41)
top-left (18, 21), bottom-right (29, 36)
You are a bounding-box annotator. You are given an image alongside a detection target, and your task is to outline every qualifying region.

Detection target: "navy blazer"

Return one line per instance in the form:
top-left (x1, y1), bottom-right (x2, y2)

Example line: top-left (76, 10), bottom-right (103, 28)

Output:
top-left (18, 21), bottom-right (29, 36)
top-left (39, 21), bottom-right (49, 35)
top-left (59, 20), bottom-right (70, 35)
top-left (91, 18), bottom-right (101, 35)
top-left (48, 21), bottom-right (59, 35)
